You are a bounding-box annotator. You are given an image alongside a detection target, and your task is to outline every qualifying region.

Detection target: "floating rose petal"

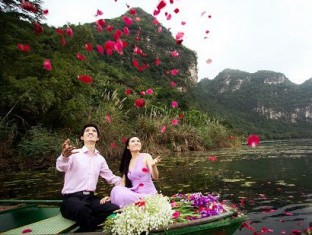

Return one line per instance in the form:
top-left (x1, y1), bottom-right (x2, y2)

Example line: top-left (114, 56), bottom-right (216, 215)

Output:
top-left (142, 167), bottom-right (148, 173)
top-left (123, 16), bottom-right (133, 26)
top-left (22, 228), bottom-right (32, 234)
top-left (181, 21), bottom-right (186, 25)
top-left (171, 81), bottom-right (176, 87)
top-left (170, 0), bottom-right (174, 3)
top-left (174, 8), bottom-right (179, 14)
top-left (85, 43), bottom-right (93, 51)
top-left (17, 43), bottom-right (31, 52)
top-left (42, 9), bottom-right (49, 15)
top-left (208, 156), bottom-right (217, 162)
top-left (291, 230), bottom-right (301, 235)
top-left (160, 125), bottom-right (167, 133)
top-left (135, 98), bottom-right (145, 108)
top-left (96, 9), bottom-right (103, 16)
top-left (96, 19), bottom-right (106, 27)
top-left (171, 101), bottom-right (178, 108)
top-left (106, 25), bottom-right (114, 32)
top-left (129, 8), bottom-right (136, 15)
top-left (205, 30), bottom-right (210, 34)
top-left (172, 119), bottom-right (178, 125)
top-left (171, 50), bottom-right (179, 57)
top-left (55, 28), bottom-right (64, 35)
top-left (139, 183), bottom-right (144, 187)
top-left (61, 37), bottom-right (66, 46)
top-left (134, 200), bottom-right (145, 207)
top-left (176, 32), bottom-right (184, 40)
top-left (171, 69), bottom-right (179, 76)
top-left (104, 40), bottom-right (115, 55)
top-left (124, 27), bottom-right (130, 36)
top-left (76, 53), bottom-right (86, 61)
top-left (125, 88), bottom-right (132, 95)
top-left (132, 59), bottom-right (139, 68)
top-left (178, 113), bottom-right (184, 119)
top-left (166, 13), bottom-right (172, 20)
top-left (66, 27), bottom-right (73, 37)
top-left (172, 211), bottom-right (180, 219)
top-left (206, 59), bottom-right (212, 64)
top-left (110, 143), bottom-right (116, 148)
top-left (106, 115), bottom-right (111, 123)
top-left (146, 88), bottom-right (154, 95)
top-left (96, 45), bottom-right (104, 54)
top-left (21, 1), bottom-right (37, 13)
top-left (43, 59), bottom-right (52, 71)
top-left (34, 22), bottom-right (43, 34)
top-left (77, 75), bottom-right (93, 84)
top-left (247, 134), bottom-right (260, 147)
top-left (154, 58), bottom-right (161, 65)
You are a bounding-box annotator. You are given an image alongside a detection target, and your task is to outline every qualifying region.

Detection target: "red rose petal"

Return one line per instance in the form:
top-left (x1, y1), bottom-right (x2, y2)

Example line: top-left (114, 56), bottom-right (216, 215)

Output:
top-left (77, 75), bottom-right (93, 84)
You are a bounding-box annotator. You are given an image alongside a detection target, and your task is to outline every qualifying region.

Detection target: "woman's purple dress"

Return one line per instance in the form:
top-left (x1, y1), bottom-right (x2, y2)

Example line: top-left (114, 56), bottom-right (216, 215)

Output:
top-left (110, 153), bottom-right (157, 208)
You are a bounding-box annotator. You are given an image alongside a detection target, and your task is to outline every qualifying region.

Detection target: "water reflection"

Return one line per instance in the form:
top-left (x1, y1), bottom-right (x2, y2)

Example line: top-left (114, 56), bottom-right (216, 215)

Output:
top-left (0, 139), bottom-right (312, 234)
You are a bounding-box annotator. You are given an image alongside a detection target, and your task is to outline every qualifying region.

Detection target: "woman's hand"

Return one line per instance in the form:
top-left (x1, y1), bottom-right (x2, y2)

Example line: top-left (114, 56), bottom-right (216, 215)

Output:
top-left (61, 139), bottom-right (77, 158)
top-left (100, 196), bottom-right (111, 204)
top-left (152, 155), bottom-right (162, 166)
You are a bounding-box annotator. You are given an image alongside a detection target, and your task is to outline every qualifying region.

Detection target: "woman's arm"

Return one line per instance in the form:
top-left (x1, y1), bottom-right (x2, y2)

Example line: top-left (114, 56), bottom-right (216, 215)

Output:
top-left (146, 154), bottom-right (162, 180)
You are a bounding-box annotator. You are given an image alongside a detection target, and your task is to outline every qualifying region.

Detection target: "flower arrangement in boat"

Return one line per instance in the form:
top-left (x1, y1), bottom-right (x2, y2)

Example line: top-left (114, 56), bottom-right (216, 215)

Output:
top-left (104, 194), bottom-right (174, 235)
top-left (104, 192), bottom-right (227, 234)
top-left (170, 192), bottom-right (226, 222)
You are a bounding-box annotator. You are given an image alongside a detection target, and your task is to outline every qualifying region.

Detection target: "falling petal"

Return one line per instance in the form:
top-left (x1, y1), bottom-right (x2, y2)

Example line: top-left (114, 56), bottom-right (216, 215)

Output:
top-left (171, 101), bottom-right (178, 108)
top-left (43, 59), bottom-right (52, 71)
top-left (22, 228), bottom-right (32, 234)
top-left (166, 13), bottom-right (172, 20)
top-left (85, 43), bottom-right (93, 51)
top-left (206, 59), bottom-right (212, 64)
top-left (247, 134), bottom-right (260, 147)
top-left (174, 8), bottom-right (179, 14)
top-left (157, 0), bottom-right (166, 11)
top-left (106, 115), bottom-right (111, 123)
top-left (171, 50), bottom-right (179, 57)
top-left (146, 88), bottom-right (154, 95)
top-left (96, 45), bottom-right (104, 54)
top-left (154, 58), bottom-right (161, 65)
top-left (135, 98), bottom-right (145, 108)
top-left (34, 22), bottom-right (43, 34)
top-left (96, 9), bottom-right (103, 16)
top-left (77, 75), bottom-right (93, 84)
top-left (125, 88), bottom-right (132, 95)
top-left (96, 19), bottom-right (106, 27)
top-left (129, 8), bottom-right (136, 15)
top-left (42, 9), bottom-right (49, 15)
top-left (66, 27), bottom-right (73, 37)
top-left (142, 167), bottom-right (148, 173)
top-left (17, 43), bottom-right (31, 52)
top-left (55, 28), bottom-right (64, 35)
top-left (76, 53), bottom-right (86, 61)
top-left (160, 125), bottom-right (167, 133)
top-left (124, 27), bottom-right (130, 36)
top-left (181, 21), bottom-right (186, 25)
top-left (172, 119), bottom-right (179, 125)
top-left (123, 16), bottom-right (133, 26)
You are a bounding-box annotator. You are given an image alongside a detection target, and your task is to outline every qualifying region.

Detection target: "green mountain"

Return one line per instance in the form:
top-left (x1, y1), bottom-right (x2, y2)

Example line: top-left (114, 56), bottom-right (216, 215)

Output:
top-left (195, 69), bottom-right (312, 139)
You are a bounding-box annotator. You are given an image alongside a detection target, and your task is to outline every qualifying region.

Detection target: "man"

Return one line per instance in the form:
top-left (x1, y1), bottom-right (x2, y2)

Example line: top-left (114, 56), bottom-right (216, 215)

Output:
top-left (56, 123), bottom-right (121, 232)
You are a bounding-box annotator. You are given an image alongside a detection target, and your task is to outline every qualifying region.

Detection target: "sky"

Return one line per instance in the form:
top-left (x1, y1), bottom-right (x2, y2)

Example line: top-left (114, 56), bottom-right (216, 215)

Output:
top-left (42, 0), bottom-right (312, 85)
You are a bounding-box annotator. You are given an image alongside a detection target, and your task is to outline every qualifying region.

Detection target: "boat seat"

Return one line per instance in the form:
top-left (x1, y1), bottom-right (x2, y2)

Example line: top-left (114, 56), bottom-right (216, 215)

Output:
top-left (2, 213), bottom-right (77, 234)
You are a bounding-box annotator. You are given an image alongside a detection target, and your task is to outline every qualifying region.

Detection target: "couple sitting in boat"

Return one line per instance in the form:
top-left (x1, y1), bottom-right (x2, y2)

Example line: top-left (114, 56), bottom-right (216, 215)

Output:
top-left (56, 123), bottom-right (161, 232)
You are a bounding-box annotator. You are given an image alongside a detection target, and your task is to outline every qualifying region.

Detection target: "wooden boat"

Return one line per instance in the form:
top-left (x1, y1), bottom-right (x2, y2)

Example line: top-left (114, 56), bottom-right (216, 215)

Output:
top-left (0, 199), bottom-right (246, 234)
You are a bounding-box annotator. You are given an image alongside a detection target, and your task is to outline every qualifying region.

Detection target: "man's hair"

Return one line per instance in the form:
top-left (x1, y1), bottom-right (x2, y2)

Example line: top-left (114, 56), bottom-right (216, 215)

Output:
top-left (80, 123), bottom-right (100, 138)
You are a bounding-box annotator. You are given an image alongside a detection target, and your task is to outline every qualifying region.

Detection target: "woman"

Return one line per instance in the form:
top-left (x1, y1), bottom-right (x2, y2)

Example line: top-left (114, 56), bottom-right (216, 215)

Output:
top-left (107, 136), bottom-right (161, 208)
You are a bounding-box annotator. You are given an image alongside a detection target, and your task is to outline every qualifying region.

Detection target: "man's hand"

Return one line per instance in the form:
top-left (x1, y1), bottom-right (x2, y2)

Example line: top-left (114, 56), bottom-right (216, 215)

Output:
top-left (61, 139), bottom-right (77, 158)
top-left (152, 155), bottom-right (162, 166)
top-left (100, 196), bottom-right (111, 204)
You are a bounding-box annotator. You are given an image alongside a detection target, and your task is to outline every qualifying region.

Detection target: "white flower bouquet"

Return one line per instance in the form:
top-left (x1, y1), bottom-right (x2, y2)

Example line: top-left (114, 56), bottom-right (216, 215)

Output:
top-left (104, 194), bottom-right (174, 235)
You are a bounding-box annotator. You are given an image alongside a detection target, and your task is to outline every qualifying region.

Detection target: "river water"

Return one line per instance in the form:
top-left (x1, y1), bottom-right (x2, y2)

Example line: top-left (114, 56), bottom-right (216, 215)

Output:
top-left (1, 139), bottom-right (312, 234)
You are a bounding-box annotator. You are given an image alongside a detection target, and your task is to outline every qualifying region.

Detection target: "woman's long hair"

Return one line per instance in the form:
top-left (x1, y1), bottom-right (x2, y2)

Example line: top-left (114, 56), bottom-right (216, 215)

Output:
top-left (119, 137), bottom-right (135, 188)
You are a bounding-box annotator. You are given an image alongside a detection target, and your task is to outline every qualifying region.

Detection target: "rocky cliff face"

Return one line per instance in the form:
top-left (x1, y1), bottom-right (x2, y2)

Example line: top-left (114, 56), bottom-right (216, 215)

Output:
top-left (195, 69), bottom-right (312, 138)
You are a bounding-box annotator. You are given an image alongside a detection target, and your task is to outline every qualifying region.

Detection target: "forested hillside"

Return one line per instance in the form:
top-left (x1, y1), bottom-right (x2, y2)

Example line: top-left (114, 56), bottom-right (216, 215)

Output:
top-left (0, 1), bottom-right (238, 170)
top-left (195, 69), bottom-right (312, 139)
